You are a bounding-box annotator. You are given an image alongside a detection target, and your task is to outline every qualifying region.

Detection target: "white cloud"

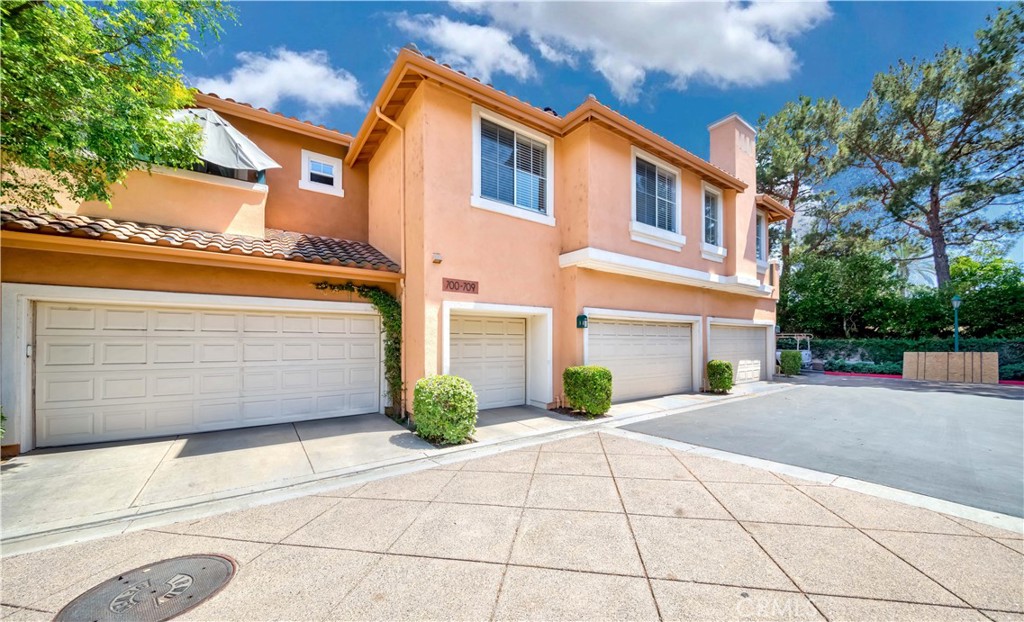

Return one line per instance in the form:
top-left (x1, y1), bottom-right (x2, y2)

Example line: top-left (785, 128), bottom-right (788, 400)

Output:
top-left (392, 13), bottom-right (534, 83)
top-left (193, 48), bottom-right (365, 119)
top-left (457, 1), bottom-right (831, 103)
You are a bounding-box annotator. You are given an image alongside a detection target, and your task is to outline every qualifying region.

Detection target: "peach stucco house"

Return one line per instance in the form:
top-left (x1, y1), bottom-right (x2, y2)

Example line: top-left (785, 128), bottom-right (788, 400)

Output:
top-left (0, 48), bottom-right (791, 453)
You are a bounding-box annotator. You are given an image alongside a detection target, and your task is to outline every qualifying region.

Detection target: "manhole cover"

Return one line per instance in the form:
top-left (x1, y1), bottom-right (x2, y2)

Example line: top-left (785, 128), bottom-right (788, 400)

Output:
top-left (54, 554), bottom-right (236, 622)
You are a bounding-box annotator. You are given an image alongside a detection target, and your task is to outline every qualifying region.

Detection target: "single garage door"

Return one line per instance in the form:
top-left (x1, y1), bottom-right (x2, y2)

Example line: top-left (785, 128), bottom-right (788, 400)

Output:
top-left (34, 302), bottom-right (381, 447)
top-left (588, 319), bottom-right (693, 402)
top-left (709, 325), bottom-right (768, 384)
top-left (449, 316), bottom-right (526, 410)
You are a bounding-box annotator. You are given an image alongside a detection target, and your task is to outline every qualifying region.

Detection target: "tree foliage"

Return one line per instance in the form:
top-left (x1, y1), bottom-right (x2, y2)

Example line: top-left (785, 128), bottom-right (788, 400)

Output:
top-left (780, 252), bottom-right (1024, 339)
top-left (837, 4), bottom-right (1024, 286)
top-left (756, 96), bottom-right (845, 270)
top-left (1, 0), bottom-right (233, 209)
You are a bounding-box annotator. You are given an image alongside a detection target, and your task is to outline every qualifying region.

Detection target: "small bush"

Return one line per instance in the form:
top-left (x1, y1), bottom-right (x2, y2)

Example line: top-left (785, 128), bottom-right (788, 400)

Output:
top-left (779, 350), bottom-right (802, 376)
top-left (413, 375), bottom-right (478, 444)
top-left (707, 360), bottom-right (733, 394)
top-left (563, 366), bottom-right (612, 415)
top-left (999, 363), bottom-right (1024, 380)
top-left (824, 359), bottom-right (902, 375)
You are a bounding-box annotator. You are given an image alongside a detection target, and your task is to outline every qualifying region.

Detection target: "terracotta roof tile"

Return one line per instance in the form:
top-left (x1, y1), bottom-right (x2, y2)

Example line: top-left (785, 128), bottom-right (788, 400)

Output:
top-left (1, 208), bottom-right (400, 273)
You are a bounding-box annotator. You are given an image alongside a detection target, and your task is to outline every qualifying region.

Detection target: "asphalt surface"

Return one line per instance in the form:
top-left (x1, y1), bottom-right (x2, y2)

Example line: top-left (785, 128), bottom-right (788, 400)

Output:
top-left (625, 375), bottom-right (1024, 517)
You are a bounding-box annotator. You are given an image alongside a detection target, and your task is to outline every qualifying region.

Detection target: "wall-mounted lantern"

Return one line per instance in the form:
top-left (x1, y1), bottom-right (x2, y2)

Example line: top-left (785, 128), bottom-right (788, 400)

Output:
top-left (576, 314), bottom-right (589, 329)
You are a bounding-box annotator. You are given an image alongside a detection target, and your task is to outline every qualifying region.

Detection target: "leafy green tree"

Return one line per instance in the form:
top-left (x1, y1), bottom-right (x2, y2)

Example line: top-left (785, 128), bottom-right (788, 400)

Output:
top-left (779, 251), bottom-right (908, 338)
top-left (756, 96), bottom-right (845, 273)
top-left (1, 0), bottom-right (233, 209)
top-left (837, 4), bottom-right (1024, 287)
top-left (948, 253), bottom-right (1024, 337)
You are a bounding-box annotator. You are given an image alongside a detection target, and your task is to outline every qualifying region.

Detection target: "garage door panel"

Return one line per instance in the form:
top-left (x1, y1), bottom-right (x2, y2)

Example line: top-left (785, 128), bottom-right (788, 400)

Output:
top-left (709, 326), bottom-right (767, 384)
top-left (588, 319), bottom-right (693, 402)
top-left (450, 316), bottom-right (526, 410)
top-left (34, 302), bottom-right (381, 447)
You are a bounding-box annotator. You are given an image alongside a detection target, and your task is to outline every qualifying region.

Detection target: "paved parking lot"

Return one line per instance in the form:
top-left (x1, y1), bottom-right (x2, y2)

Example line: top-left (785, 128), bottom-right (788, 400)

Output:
top-left (626, 375), bottom-right (1024, 517)
top-left (2, 430), bottom-right (1021, 621)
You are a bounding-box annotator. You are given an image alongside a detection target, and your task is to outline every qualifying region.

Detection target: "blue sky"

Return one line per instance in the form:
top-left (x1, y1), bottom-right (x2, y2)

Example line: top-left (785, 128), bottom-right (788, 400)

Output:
top-left (183, 1), bottom-right (1000, 159)
top-left (181, 1), bottom-right (1019, 261)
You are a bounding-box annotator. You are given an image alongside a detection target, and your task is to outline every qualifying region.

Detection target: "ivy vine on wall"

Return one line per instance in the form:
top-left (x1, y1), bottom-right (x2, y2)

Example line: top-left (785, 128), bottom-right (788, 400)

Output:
top-left (314, 281), bottom-right (403, 415)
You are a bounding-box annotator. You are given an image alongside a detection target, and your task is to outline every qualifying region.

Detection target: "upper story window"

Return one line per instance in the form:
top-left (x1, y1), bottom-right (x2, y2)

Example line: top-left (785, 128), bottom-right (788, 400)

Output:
top-left (299, 149), bottom-right (344, 197)
top-left (757, 213), bottom-right (765, 261)
top-left (471, 105), bottom-right (555, 227)
top-left (756, 211), bottom-right (768, 267)
top-left (630, 147), bottom-right (685, 251)
top-left (701, 183), bottom-right (727, 262)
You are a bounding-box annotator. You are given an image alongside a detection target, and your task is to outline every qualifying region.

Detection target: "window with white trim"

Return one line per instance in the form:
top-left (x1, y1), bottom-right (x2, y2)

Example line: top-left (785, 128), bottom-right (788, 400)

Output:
top-left (480, 118), bottom-right (547, 213)
top-left (756, 212), bottom-right (767, 262)
top-left (629, 147), bottom-right (685, 251)
top-left (299, 149), bottom-right (344, 197)
top-left (703, 187), bottom-right (722, 246)
top-left (635, 157), bottom-right (676, 232)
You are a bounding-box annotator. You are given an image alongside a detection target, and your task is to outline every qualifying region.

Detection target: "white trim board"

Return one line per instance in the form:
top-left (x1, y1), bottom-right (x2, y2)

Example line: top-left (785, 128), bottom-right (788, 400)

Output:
top-left (582, 307), bottom-right (703, 393)
top-left (440, 300), bottom-right (553, 409)
top-left (559, 247), bottom-right (773, 297)
top-left (1, 283), bottom-right (380, 452)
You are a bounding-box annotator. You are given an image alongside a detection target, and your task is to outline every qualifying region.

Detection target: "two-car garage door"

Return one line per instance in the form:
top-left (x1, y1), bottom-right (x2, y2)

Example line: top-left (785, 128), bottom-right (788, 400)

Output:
top-left (34, 302), bottom-right (381, 447)
top-left (587, 319), bottom-right (693, 402)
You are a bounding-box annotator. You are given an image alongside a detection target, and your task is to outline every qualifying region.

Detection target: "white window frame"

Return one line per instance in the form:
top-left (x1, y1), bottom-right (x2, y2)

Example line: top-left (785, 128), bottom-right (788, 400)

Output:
top-left (756, 210), bottom-right (769, 272)
top-left (630, 146), bottom-right (685, 251)
top-left (471, 104), bottom-right (555, 227)
top-left (299, 149), bottom-right (345, 197)
top-left (701, 182), bottom-right (727, 262)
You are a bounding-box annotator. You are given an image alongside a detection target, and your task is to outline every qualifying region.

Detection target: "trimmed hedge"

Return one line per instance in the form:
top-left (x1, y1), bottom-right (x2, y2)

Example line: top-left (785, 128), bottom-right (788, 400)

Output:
top-left (563, 366), bottom-right (612, 416)
top-left (413, 375), bottom-right (478, 444)
top-left (707, 360), bottom-right (733, 394)
top-left (824, 360), bottom-right (903, 375)
top-left (777, 337), bottom-right (1024, 377)
top-left (1000, 363), bottom-right (1024, 380)
top-left (779, 350), bottom-right (802, 376)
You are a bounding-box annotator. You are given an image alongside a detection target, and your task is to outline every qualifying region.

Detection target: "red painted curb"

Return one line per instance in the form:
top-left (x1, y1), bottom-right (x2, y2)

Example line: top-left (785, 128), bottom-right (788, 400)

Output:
top-left (823, 371), bottom-right (903, 379)
top-left (823, 371), bottom-right (1024, 385)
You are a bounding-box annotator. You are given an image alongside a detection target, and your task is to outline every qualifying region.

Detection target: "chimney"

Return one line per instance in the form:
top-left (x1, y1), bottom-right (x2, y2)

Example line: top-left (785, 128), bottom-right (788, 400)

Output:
top-left (707, 113), bottom-right (756, 187)
top-left (708, 113), bottom-right (758, 276)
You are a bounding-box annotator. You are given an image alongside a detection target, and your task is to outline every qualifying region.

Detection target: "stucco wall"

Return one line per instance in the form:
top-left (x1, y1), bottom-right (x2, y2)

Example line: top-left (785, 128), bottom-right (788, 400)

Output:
top-left (0, 247), bottom-right (392, 302)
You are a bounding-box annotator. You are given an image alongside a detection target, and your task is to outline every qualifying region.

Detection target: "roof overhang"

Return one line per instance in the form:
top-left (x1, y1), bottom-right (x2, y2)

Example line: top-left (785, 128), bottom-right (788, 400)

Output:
top-left (559, 246), bottom-right (773, 297)
top-left (755, 194), bottom-right (795, 222)
top-left (1, 231), bottom-right (402, 284)
top-left (195, 93), bottom-right (353, 147)
top-left (345, 49), bottom-right (746, 192)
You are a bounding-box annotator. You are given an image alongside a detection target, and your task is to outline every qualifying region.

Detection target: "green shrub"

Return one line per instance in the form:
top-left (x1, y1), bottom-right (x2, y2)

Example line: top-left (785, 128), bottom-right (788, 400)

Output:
top-left (707, 360), bottom-right (733, 394)
top-left (999, 363), bottom-right (1024, 380)
top-left (563, 366), bottom-right (612, 415)
top-left (779, 350), bottom-right (802, 376)
top-left (823, 359), bottom-right (902, 375)
top-left (810, 338), bottom-right (1024, 378)
top-left (413, 375), bottom-right (478, 444)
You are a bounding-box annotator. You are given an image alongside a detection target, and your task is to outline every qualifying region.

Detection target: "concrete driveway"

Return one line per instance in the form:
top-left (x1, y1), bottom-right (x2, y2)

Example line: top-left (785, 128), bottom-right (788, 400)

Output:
top-left (625, 375), bottom-right (1024, 517)
top-left (2, 430), bottom-right (1021, 621)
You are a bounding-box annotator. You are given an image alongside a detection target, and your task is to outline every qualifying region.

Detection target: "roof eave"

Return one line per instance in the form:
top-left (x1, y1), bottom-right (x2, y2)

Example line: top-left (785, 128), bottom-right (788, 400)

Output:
top-left (195, 93), bottom-right (354, 146)
top-left (0, 230), bottom-right (402, 282)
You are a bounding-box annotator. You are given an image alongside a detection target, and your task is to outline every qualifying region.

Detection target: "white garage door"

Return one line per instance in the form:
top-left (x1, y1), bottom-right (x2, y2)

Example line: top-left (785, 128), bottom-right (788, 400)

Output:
top-left (709, 325), bottom-right (768, 384)
top-left (588, 320), bottom-right (693, 402)
top-left (449, 316), bottom-right (526, 410)
top-left (34, 302), bottom-right (381, 447)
